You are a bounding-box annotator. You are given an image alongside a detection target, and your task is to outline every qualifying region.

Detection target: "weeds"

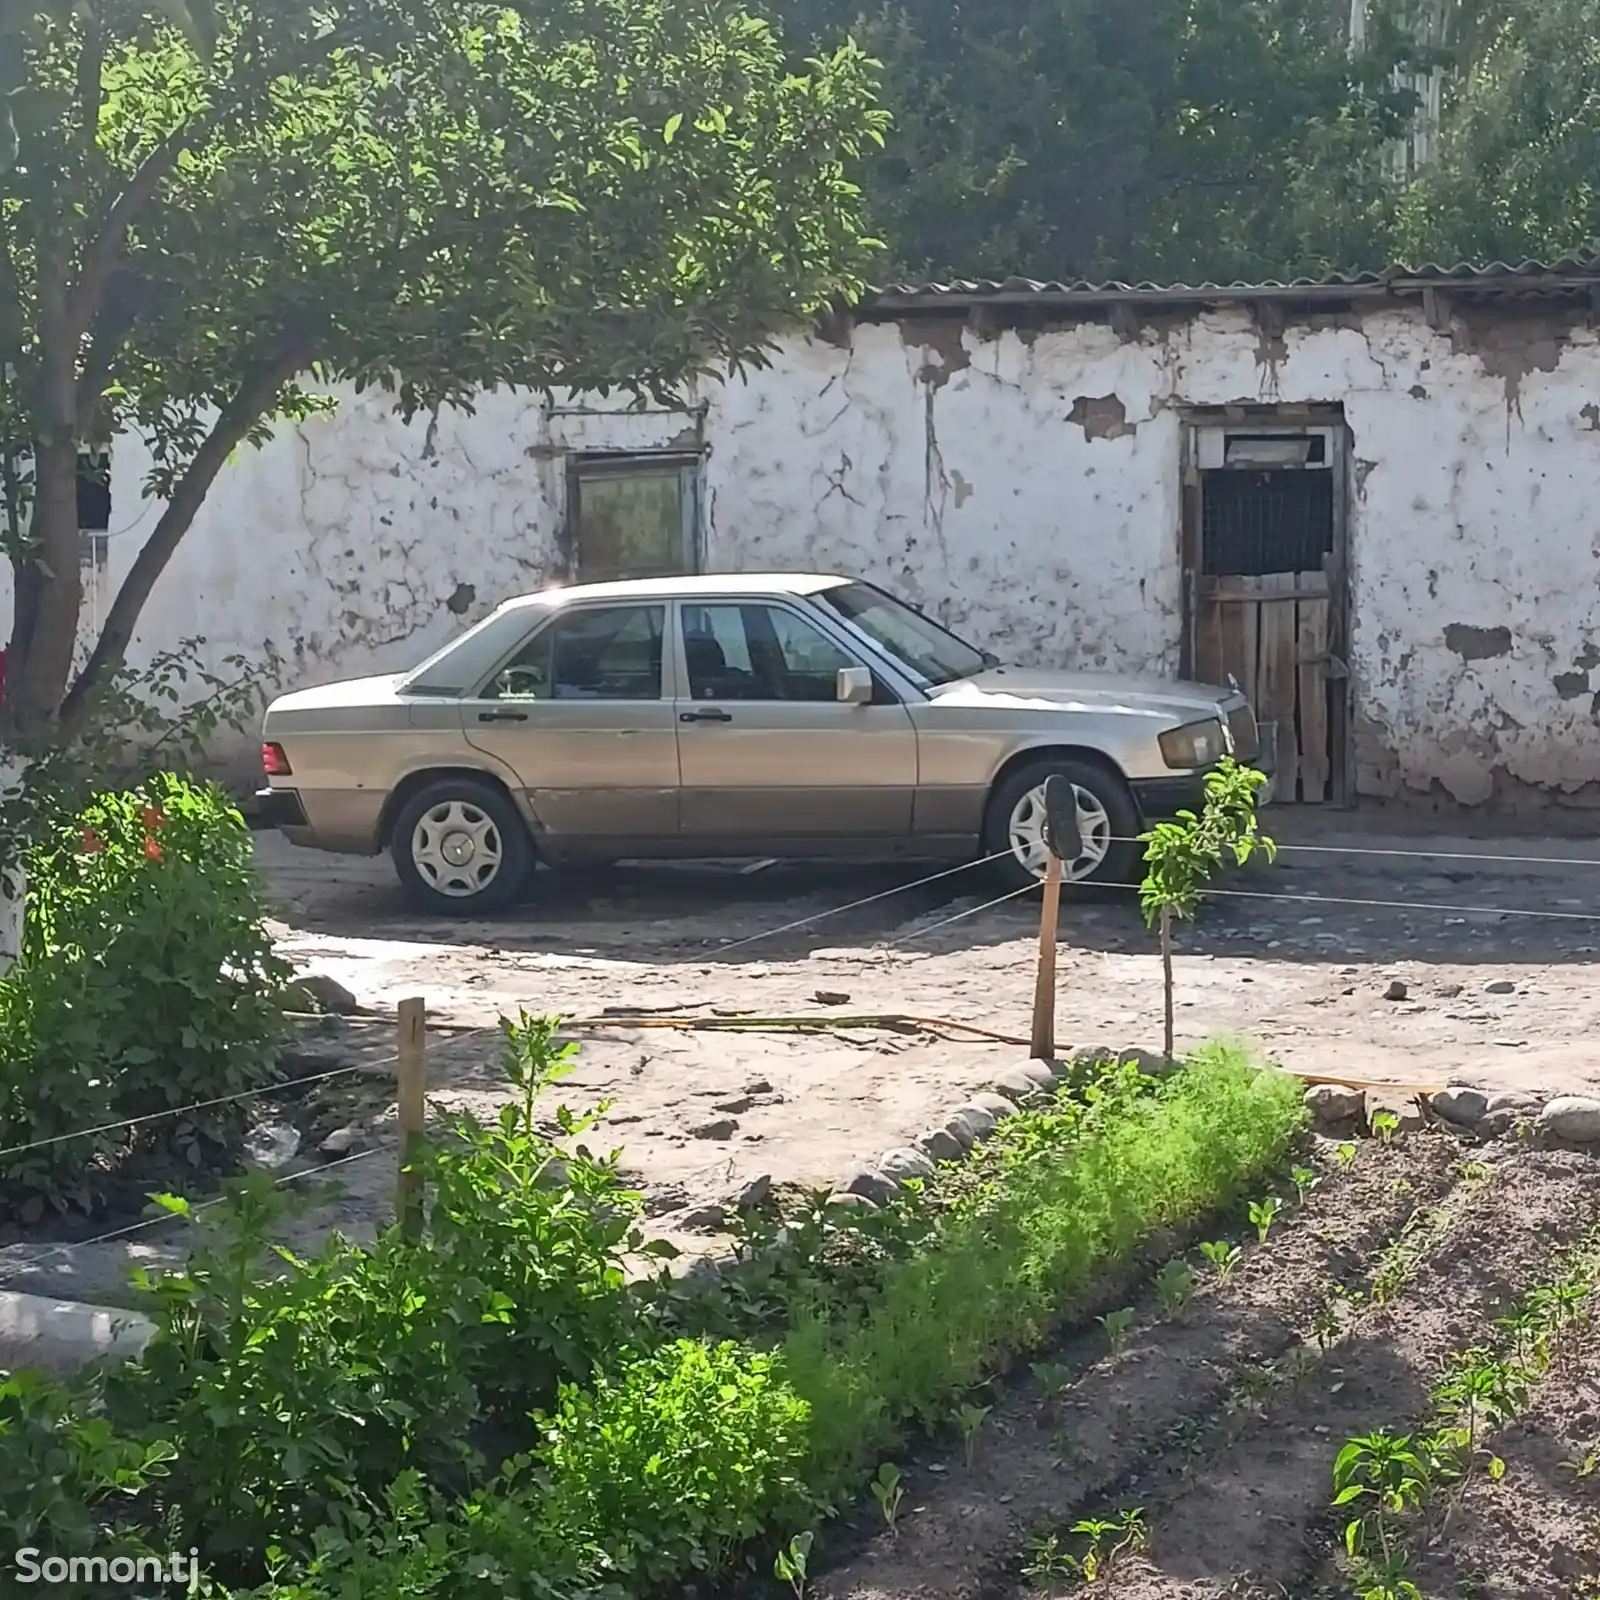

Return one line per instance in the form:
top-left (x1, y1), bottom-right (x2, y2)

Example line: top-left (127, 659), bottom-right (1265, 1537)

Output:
top-left (1155, 1258), bottom-right (1194, 1315)
top-left (1249, 1196), bottom-right (1283, 1243)
top-left (870, 1463), bottom-right (904, 1536)
top-left (1199, 1240), bottom-right (1243, 1282)
top-left (1023, 1511), bottom-right (1147, 1586)
top-left (956, 1401), bottom-right (992, 1467)
top-left (1098, 1307), bottom-right (1135, 1354)
top-left (775, 1531), bottom-right (813, 1600)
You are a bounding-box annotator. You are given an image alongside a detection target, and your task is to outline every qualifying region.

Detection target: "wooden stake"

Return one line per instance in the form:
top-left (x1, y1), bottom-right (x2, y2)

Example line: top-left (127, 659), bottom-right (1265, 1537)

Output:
top-left (1030, 852), bottom-right (1063, 1060)
top-left (395, 996), bottom-right (427, 1237)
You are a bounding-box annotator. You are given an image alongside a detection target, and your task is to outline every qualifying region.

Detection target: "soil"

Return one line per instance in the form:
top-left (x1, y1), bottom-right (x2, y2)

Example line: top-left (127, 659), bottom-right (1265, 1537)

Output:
top-left (811, 1139), bottom-right (1600, 1600)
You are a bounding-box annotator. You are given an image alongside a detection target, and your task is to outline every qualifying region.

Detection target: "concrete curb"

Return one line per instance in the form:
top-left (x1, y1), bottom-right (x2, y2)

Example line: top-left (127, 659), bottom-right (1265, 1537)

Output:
top-left (0, 1290), bottom-right (154, 1374)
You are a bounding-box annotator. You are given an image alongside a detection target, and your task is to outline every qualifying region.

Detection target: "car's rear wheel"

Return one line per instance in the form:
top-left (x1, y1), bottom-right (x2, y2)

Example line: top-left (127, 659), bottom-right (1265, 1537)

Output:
top-left (391, 778), bottom-right (533, 916)
top-left (984, 756), bottom-right (1141, 893)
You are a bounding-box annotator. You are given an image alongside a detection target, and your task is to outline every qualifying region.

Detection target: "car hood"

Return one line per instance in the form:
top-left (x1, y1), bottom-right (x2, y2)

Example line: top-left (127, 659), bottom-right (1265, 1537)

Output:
top-left (267, 673), bottom-right (407, 714)
top-left (928, 668), bottom-right (1234, 720)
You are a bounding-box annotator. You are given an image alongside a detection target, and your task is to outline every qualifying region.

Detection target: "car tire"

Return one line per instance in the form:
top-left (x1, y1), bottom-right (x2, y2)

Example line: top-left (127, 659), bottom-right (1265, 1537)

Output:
top-left (390, 778), bottom-right (533, 916)
top-left (984, 756), bottom-right (1142, 894)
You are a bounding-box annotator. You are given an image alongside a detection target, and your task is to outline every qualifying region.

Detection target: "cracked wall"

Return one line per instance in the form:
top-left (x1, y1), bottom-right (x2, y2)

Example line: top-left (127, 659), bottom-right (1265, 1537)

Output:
top-left (16, 301), bottom-right (1600, 809)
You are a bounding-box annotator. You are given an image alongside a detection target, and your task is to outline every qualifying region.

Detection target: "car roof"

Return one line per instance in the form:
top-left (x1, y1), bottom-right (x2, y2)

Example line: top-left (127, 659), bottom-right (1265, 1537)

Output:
top-left (497, 573), bottom-right (848, 612)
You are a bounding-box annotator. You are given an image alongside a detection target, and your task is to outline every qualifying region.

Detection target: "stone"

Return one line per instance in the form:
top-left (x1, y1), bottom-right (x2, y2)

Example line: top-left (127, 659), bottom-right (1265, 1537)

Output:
top-left (813, 990), bottom-right (851, 1006)
top-left (879, 1146), bottom-right (936, 1184)
top-left (1486, 1089), bottom-right (1540, 1113)
top-left (1383, 980), bottom-right (1408, 1001)
top-left (1438, 983), bottom-right (1464, 998)
top-left (294, 973), bottom-right (360, 1015)
top-left (1431, 1086), bottom-right (1490, 1127)
top-left (678, 1205), bottom-right (729, 1233)
top-left (245, 1123), bottom-right (301, 1171)
top-left (728, 1173), bottom-right (773, 1209)
top-left (991, 1066), bottom-right (1047, 1105)
top-left (1303, 1083), bottom-right (1366, 1131)
top-left (689, 1118), bottom-right (738, 1141)
top-left (827, 1191), bottom-right (878, 1210)
top-left (841, 1166), bottom-right (898, 1207)
top-left (712, 1096), bottom-right (755, 1115)
top-left (1020, 1061), bottom-right (1059, 1093)
top-left (743, 1079), bottom-right (775, 1095)
top-left (950, 1103), bottom-right (997, 1141)
top-left (1475, 1109), bottom-right (1521, 1140)
top-left (643, 1185), bottom-right (693, 1218)
top-left (1538, 1096), bottom-right (1600, 1144)
top-left (318, 1123), bottom-right (366, 1156)
top-left (940, 1113), bottom-right (978, 1152)
top-left (969, 1091), bottom-right (1018, 1122)
top-left (1395, 1102), bottom-right (1428, 1133)
top-left (918, 1127), bottom-right (965, 1163)
top-left (1483, 979), bottom-right (1516, 995)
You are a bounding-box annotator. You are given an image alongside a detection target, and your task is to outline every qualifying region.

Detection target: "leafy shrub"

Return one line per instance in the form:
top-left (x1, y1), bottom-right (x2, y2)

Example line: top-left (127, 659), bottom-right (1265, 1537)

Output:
top-left (0, 1369), bottom-right (176, 1558)
top-left (0, 774), bottom-right (290, 1216)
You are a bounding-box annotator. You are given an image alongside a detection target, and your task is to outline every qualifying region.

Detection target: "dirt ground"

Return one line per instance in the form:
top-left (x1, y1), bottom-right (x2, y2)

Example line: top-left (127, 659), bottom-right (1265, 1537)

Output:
top-left (8, 814), bottom-right (1600, 1304)
top-left (815, 1133), bottom-right (1600, 1600)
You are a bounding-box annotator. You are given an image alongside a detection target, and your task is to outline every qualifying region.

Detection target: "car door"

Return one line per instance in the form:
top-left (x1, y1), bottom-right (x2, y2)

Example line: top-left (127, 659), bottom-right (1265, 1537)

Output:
top-left (673, 596), bottom-right (917, 846)
top-left (461, 601), bottom-right (679, 848)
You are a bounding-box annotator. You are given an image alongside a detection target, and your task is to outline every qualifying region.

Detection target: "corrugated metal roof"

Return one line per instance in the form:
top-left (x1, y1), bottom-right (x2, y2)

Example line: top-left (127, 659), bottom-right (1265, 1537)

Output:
top-left (859, 257), bottom-right (1600, 313)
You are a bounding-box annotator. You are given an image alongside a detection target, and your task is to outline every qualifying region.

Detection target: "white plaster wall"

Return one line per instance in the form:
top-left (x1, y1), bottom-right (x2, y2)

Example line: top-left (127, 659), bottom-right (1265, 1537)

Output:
top-left (14, 300), bottom-right (1600, 809)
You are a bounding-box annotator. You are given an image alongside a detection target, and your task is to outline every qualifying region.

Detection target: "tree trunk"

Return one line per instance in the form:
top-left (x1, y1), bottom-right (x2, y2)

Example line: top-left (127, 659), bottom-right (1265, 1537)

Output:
top-left (1160, 904), bottom-right (1174, 1064)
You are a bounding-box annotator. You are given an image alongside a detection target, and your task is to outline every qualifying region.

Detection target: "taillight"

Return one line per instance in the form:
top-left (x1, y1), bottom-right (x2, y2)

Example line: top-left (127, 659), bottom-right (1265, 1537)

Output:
top-left (262, 742), bottom-right (292, 777)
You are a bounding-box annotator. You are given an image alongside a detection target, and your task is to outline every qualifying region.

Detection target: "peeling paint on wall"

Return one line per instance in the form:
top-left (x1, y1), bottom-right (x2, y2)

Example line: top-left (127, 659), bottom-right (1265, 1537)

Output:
top-left (22, 301), bottom-right (1600, 813)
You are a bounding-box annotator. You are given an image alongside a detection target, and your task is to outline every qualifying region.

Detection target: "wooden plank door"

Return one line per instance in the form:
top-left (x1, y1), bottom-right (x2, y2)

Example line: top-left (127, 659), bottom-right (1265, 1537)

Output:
top-left (1193, 570), bottom-right (1333, 803)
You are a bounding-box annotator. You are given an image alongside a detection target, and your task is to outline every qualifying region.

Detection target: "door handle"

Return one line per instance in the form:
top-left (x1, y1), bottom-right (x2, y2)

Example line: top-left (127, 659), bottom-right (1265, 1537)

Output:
top-left (477, 709), bottom-right (529, 723)
top-left (680, 708), bottom-right (733, 724)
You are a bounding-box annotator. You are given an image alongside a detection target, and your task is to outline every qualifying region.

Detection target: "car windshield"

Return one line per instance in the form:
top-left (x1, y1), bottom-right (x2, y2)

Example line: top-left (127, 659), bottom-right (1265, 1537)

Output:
top-left (818, 581), bottom-right (989, 687)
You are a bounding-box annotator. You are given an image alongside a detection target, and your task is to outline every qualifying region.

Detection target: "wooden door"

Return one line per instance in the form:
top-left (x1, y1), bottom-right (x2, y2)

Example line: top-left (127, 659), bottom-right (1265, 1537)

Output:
top-left (1194, 570), bottom-right (1333, 803)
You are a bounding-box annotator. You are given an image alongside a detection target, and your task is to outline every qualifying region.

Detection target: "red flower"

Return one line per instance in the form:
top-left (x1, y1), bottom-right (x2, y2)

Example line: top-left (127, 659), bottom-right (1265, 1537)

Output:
top-left (143, 834), bottom-right (163, 863)
top-left (141, 805), bottom-right (165, 831)
top-left (81, 828), bottom-right (104, 855)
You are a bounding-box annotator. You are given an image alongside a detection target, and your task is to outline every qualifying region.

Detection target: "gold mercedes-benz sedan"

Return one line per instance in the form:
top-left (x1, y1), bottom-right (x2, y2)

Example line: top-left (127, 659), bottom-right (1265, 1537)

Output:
top-left (258, 573), bottom-right (1268, 916)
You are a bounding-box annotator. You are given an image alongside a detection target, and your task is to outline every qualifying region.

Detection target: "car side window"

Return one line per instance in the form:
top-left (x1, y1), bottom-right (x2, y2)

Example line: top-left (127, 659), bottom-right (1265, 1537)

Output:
top-left (490, 605), bottom-right (665, 700)
top-left (682, 603), bottom-right (855, 702)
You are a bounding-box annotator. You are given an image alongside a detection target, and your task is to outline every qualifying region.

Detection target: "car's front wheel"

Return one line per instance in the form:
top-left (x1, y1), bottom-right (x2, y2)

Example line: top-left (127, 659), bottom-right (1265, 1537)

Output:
top-left (984, 756), bottom-right (1141, 893)
top-left (390, 778), bottom-right (533, 916)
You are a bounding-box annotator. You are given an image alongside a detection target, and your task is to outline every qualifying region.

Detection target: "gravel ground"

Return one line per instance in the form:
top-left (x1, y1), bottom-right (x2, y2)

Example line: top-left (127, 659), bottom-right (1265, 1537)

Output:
top-left (7, 815), bottom-right (1600, 1305)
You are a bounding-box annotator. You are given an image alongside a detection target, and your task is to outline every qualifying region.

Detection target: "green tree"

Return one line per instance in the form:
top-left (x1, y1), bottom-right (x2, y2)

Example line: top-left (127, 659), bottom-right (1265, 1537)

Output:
top-left (774, 0), bottom-right (1410, 283)
top-left (0, 0), bottom-right (886, 741)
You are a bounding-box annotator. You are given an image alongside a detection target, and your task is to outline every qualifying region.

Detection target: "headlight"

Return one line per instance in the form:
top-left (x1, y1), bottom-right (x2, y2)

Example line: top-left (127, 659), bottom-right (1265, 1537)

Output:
top-left (1159, 718), bottom-right (1227, 769)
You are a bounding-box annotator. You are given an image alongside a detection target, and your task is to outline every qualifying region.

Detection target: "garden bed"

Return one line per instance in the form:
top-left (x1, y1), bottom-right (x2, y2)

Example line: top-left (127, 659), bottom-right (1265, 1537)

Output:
top-left (814, 1135), bottom-right (1600, 1600)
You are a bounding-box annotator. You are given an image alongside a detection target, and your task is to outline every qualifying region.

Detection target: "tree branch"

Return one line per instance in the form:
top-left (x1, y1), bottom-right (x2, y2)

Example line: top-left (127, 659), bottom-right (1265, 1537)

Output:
top-left (61, 332), bottom-right (314, 725)
top-left (65, 127), bottom-right (189, 348)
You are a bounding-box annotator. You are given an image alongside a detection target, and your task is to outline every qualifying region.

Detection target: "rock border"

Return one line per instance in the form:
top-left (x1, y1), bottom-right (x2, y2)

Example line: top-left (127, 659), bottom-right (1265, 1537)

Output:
top-left (1304, 1080), bottom-right (1600, 1151)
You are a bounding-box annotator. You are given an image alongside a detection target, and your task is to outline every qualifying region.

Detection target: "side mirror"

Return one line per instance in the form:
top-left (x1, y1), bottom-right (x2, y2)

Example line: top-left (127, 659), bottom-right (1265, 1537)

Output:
top-left (836, 666), bottom-right (873, 705)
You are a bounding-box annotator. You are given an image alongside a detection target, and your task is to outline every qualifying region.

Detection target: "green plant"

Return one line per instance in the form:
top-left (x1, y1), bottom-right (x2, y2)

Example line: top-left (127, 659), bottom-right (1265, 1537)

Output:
top-left (870, 1462), bottom-right (905, 1536)
top-left (1248, 1196), bottom-right (1283, 1243)
top-left (1031, 1359), bottom-right (1074, 1399)
top-left (0, 1369), bottom-right (177, 1557)
top-left (1064, 1509), bottom-right (1147, 1581)
top-left (0, 775), bottom-right (291, 1217)
top-left (1199, 1240), bottom-right (1243, 1282)
top-left (1098, 1306), bottom-right (1136, 1355)
top-left (1332, 1430), bottom-right (1431, 1575)
top-left (1290, 1164), bottom-right (1321, 1204)
top-left (775, 1530), bottom-right (814, 1600)
top-left (1371, 1111), bottom-right (1400, 1146)
top-left (956, 1401), bottom-right (993, 1467)
top-left (1139, 759), bottom-right (1275, 1061)
top-left (1021, 1531), bottom-right (1076, 1583)
top-left (1336, 1141), bottom-right (1360, 1169)
top-left (1155, 1258), bottom-right (1194, 1315)
top-left (1310, 1294), bottom-right (1343, 1354)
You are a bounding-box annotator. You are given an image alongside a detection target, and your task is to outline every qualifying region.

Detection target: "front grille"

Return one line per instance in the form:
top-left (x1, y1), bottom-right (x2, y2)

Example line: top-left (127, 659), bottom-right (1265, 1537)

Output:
top-left (1227, 704), bottom-right (1260, 762)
